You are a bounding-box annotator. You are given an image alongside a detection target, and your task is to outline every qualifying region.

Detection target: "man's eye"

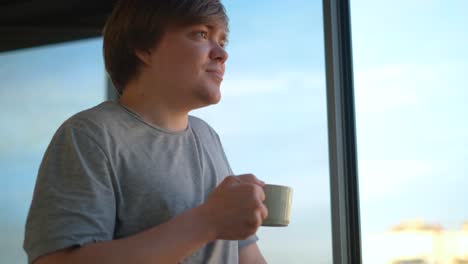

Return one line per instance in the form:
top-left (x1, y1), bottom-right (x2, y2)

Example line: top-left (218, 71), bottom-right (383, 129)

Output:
top-left (219, 40), bottom-right (228, 48)
top-left (196, 31), bottom-right (208, 39)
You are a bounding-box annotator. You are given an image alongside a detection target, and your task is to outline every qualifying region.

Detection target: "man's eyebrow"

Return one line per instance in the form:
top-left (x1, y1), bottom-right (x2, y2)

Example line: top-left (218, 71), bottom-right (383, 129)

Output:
top-left (206, 24), bottom-right (228, 41)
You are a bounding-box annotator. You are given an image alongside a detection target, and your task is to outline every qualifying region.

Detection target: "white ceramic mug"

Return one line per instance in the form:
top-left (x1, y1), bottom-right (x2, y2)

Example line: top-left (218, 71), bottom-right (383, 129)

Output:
top-left (262, 184), bottom-right (293, 227)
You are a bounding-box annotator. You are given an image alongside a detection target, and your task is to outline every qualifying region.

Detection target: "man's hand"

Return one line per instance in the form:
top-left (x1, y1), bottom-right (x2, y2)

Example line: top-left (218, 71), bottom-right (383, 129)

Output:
top-left (202, 174), bottom-right (268, 240)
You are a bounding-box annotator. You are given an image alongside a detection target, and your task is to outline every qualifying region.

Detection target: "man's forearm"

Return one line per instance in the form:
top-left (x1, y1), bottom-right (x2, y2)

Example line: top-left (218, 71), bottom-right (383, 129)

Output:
top-left (35, 204), bottom-right (216, 264)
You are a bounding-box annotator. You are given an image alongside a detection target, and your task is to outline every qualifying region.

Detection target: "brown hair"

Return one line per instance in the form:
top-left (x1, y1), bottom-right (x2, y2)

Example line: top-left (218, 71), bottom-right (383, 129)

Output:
top-left (103, 0), bottom-right (229, 94)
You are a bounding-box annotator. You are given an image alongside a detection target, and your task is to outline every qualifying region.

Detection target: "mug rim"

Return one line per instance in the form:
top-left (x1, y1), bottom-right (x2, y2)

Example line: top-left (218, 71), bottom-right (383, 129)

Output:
top-left (264, 183), bottom-right (292, 189)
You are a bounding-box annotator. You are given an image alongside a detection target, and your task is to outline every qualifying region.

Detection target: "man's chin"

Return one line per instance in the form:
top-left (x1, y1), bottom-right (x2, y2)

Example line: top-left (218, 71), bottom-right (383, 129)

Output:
top-left (210, 91), bottom-right (222, 104)
top-left (190, 89), bottom-right (222, 110)
top-left (203, 85), bottom-right (222, 103)
top-left (202, 92), bottom-right (222, 106)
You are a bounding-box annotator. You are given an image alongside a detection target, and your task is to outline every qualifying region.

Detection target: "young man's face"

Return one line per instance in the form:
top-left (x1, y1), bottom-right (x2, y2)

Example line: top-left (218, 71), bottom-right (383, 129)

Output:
top-left (141, 22), bottom-right (229, 111)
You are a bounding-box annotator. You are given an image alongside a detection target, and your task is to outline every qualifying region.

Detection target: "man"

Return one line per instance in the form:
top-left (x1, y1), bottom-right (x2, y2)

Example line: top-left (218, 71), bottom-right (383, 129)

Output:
top-left (23, 0), bottom-right (268, 263)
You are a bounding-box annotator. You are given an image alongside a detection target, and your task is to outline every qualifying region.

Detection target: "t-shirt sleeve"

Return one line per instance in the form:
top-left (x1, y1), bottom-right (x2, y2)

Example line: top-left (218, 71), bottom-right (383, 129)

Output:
top-left (23, 121), bottom-right (116, 264)
top-left (238, 234), bottom-right (259, 249)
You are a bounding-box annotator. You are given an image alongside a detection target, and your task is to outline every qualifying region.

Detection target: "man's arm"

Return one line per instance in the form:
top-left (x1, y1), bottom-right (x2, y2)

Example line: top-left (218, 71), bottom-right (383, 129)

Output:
top-left (34, 174), bottom-right (267, 264)
top-left (239, 243), bottom-right (268, 264)
top-left (35, 204), bottom-right (215, 264)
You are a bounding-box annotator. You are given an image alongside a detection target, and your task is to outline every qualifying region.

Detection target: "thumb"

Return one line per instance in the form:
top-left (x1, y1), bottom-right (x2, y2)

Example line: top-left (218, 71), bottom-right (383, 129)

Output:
top-left (236, 174), bottom-right (265, 187)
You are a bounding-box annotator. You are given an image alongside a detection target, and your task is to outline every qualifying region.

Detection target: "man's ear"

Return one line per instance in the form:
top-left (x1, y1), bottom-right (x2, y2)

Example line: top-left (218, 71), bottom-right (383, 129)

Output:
top-left (135, 49), bottom-right (152, 66)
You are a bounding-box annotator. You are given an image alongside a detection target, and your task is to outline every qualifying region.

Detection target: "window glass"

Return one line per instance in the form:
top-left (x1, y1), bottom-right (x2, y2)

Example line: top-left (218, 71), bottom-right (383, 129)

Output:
top-left (193, 1), bottom-right (332, 262)
top-left (0, 38), bottom-right (105, 264)
top-left (350, 0), bottom-right (468, 263)
top-left (1, 1), bottom-right (334, 263)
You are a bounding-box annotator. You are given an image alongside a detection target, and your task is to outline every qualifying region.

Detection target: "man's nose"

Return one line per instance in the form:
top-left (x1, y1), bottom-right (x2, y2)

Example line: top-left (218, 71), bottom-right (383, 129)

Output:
top-left (209, 44), bottom-right (228, 64)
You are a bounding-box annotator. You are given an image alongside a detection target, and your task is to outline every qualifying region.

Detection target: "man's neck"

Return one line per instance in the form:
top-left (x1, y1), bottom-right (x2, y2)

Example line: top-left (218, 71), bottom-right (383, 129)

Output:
top-left (118, 84), bottom-right (189, 133)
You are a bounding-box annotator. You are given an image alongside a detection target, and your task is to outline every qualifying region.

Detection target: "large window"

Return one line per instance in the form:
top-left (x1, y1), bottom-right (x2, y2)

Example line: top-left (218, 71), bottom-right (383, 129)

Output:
top-left (12, 0), bottom-right (467, 262)
top-left (0, 38), bottom-right (105, 264)
top-left (2, 2), bottom-right (333, 264)
top-left (350, 0), bottom-right (468, 263)
top-left (193, 0), bottom-right (332, 262)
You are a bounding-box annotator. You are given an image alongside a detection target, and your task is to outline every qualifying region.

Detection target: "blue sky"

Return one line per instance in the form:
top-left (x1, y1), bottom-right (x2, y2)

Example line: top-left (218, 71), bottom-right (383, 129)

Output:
top-left (350, 0), bottom-right (468, 261)
top-left (1, 0), bottom-right (467, 263)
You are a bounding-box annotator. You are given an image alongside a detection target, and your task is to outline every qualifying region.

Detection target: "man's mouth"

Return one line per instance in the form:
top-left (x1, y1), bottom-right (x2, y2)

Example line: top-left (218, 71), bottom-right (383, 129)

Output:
top-left (206, 70), bottom-right (224, 81)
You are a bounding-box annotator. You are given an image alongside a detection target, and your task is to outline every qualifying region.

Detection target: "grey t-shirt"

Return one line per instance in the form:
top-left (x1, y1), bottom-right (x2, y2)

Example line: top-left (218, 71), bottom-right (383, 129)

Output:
top-left (23, 101), bottom-right (258, 263)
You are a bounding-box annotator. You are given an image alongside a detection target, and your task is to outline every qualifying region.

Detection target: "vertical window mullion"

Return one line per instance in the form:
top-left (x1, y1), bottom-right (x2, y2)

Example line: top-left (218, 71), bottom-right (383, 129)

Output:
top-left (322, 0), bottom-right (362, 263)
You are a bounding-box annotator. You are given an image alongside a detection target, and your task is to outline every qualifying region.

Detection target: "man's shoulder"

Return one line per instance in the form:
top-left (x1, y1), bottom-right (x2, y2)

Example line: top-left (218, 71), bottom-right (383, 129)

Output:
top-left (57, 101), bottom-right (125, 139)
top-left (188, 115), bottom-right (219, 138)
top-left (69, 100), bottom-right (120, 123)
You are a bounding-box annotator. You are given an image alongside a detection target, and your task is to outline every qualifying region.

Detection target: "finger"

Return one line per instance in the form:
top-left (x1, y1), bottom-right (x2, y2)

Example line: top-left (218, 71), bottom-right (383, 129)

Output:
top-left (237, 183), bottom-right (265, 202)
top-left (248, 210), bottom-right (263, 229)
top-left (260, 203), bottom-right (268, 220)
top-left (224, 175), bottom-right (241, 186)
top-left (255, 185), bottom-right (266, 201)
top-left (237, 174), bottom-right (265, 187)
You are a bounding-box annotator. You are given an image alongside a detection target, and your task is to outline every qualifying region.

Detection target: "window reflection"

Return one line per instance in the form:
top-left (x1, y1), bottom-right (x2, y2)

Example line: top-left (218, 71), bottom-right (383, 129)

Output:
top-left (0, 38), bottom-right (105, 264)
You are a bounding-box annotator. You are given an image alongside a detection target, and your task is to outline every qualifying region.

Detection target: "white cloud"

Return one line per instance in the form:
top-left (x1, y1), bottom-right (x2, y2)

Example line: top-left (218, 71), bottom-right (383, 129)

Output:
top-left (221, 71), bottom-right (325, 97)
top-left (194, 70), bottom-right (327, 137)
top-left (358, 159), bottom-right (433, 201)
top-left (354, 62), bottom-right (467, 114)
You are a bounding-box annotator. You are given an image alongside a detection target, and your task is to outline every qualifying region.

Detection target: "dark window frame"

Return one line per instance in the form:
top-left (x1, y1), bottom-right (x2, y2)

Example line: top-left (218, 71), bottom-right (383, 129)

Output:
top-left (323, 0), bottom-right (362, 263)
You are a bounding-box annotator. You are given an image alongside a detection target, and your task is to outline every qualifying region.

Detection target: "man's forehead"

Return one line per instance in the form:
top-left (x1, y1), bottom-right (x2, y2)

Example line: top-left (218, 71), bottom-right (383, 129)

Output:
top-left (192, 21), bottom-right (228, 31)
top-left (172, 22), bottom-right (228, 37)
top-left (205, 24), bottom-right (229, 38)
top-left (164, 20), bottom-right (229, 39)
